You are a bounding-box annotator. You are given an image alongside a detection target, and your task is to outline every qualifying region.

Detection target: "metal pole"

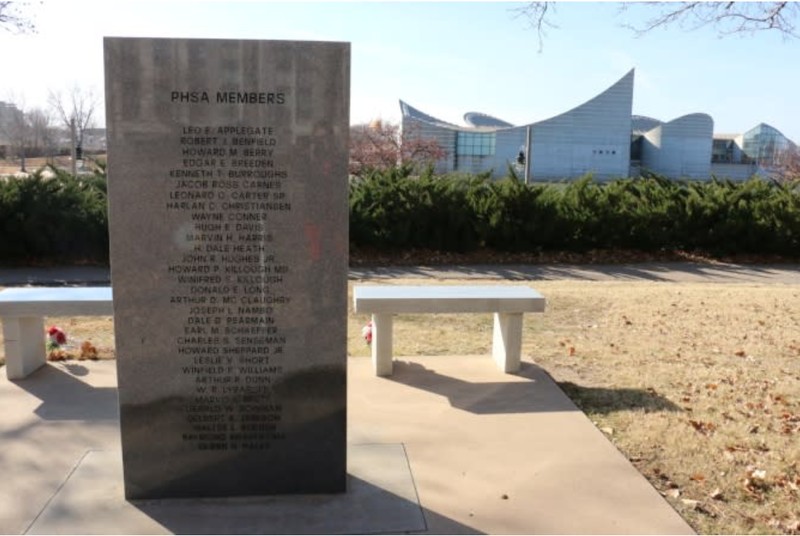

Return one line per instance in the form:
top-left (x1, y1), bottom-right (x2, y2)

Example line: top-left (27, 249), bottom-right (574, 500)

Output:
top-left (70, 118), bottom-right (77, 176)
top-left (524, 126), bottom-right (532, 184)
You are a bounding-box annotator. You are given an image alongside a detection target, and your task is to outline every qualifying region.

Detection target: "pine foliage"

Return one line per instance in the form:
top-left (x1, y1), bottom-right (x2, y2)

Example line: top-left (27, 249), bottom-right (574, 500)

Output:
top-left (2, 166), bottom-right (799, 264)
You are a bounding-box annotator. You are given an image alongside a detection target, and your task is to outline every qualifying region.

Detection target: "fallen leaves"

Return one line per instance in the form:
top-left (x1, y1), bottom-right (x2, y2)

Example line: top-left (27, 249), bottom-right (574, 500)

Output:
top-left (742, 467), bottom-right (770, 500)
top-left (767, 518), bottom-right (800, 534)
top-left (780, 413), bottom-right (800, 435)
top-left (689, 419), bottom-right (717, 436)
top-left (558, 339), bottom-right (577, 356)
top-left (505, 281), bottom-right (800, 534)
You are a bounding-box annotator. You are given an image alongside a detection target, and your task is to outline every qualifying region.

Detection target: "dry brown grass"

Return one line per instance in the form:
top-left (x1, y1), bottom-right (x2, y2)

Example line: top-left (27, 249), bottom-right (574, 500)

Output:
top-left (1, 278), bottom-right (799, 533)
top-left (348, 278), bottom-right (800, 535)
top-left (44, 316), bottom-right (116, 360)
top-left (0, 156), bottom-right (75, 175)
top-left (0, 315), bottom-right (115, 364)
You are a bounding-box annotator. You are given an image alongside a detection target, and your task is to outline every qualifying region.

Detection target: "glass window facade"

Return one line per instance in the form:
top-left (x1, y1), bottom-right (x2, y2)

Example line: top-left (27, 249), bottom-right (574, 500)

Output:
top-left (742, 124), bottom-right (794, 167)
top-left (456, 132), bottom-right (496, 156)
top-left (711, 139), bottom-right (734, 163)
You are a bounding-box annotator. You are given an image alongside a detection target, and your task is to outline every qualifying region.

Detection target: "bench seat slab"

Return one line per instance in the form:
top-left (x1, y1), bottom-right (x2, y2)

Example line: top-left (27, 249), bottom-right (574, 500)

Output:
top-left (356, 285), bottom-right (545, 376)
top-left (0, 287), bottom-right (113, 380)
top-left (354, 285), bottom-right (545, 315)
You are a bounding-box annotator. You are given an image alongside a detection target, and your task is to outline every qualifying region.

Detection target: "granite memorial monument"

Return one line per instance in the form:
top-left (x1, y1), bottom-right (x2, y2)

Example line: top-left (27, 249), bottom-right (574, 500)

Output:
top-left (104, 37), bottom-right (350, 500)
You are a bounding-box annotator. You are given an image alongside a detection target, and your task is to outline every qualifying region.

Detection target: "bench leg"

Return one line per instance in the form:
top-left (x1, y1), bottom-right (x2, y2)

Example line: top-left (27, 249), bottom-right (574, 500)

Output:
top-left (492, 313), bottom-right (523, 373)
top-left (371, 313), bottom-right (394, 376)
top-left (3, 316), bottom-right (46, 380)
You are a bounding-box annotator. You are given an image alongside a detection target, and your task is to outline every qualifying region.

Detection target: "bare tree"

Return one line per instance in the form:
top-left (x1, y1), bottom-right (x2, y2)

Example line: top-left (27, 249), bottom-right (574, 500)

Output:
top-left (511, 2), bottom-right (558, 53)
top-left (773, 145), bottom-right (800, 182)
top-left (48, 85), bottom-right (98, 163)
top-left (517, 2), bottom-right (799, 48)
top-left (349, 120), bottom-right (445, 177)
top-left (27, 107), bottom-right (55, 159)
top-left (620, 2), bottom-right (799, 39)
top-left (0, 1), bottom-right (37, 33)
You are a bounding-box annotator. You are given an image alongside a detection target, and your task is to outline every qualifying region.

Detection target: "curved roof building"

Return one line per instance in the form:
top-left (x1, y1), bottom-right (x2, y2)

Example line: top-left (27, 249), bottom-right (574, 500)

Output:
top-left (640, 113), bottom-right (714, 179)
top-left (527, 69), bottom-right (634, 180)
top-left (400, 69), bottom-right (797, 181)
top-left (463, 112), bottom-right (514, 128)
top-left (399, 68), bottom-right (762, 181)
top-left (402, 70), bottom-right (637, 180)
top-left (632, 115), bottom-right (663, 135)
top-left (742, 123), bottom-right (796, 168)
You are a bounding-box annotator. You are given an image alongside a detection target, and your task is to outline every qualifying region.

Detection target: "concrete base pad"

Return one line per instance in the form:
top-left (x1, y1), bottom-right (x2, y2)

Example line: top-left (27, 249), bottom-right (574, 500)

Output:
top-left (2, 358), bottom-right (695, 535)
top-left (27, 445), bottom-right (424, 535)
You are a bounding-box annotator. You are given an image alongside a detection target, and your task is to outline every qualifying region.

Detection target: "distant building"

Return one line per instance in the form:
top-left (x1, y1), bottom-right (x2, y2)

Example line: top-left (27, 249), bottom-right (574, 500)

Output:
top-left (0, 101), bottom-right (23, 157)
top-left (82, 128), bottom-right (107, 153)
top-left (1, 99), bottom-right (107, 158)
top-left (400, 69), bottom-right (795, 181)
top-left (741, 123), bottom-right (796, 176)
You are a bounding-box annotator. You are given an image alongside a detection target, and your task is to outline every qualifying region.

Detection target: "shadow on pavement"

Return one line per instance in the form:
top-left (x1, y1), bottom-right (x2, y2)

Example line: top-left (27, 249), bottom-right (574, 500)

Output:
top-left (349, 262), bottom-right (800, 284)
top-left (387, 361), bottom-right (580, 414)
top-left (132, 474), bottom-right (433, 535)
top-left (12, 364), bottom-right (119, 421)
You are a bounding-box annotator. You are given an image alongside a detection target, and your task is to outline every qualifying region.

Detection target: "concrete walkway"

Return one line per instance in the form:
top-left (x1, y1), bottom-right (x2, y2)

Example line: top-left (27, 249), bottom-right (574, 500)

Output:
top-left (350, 262), bottom-right (800, 284)
top-left (0, 357), bottom-right (693, 534)
top-left (1, 262), bottom-right (800, 287)
top-left (4, 262), bottom-right (795, 533)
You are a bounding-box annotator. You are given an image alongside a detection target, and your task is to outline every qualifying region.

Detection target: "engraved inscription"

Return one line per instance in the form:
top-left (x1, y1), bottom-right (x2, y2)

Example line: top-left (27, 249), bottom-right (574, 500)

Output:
top-left (166, 122), bottom-right (293, 452)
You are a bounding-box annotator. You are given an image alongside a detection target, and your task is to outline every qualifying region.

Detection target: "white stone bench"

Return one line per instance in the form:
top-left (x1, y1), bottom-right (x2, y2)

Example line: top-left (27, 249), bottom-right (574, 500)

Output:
top-left (0, 287), bottom-right (113, 380)
top-left (353, 285), bottom-right (546, 376)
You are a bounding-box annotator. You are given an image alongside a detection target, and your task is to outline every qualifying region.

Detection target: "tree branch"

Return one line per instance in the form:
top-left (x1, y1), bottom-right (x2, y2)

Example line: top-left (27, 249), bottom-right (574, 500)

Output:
top-left (0, 1), bottom-right (38, 33)
top-left (520, 2), bottom-right (798, 48)
top-left (621, 1), bottom-right (798, 39)
top-left (512, 2), bottom-right (557, 53)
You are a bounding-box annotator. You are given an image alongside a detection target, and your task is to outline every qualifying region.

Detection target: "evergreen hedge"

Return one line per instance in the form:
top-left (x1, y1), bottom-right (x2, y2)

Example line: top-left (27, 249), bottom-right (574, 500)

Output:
top-left (1, 165), bottom-right (799, 265)
top-left (349, 169), bottom-right (800, 257)
top-left (0, 166), bottom-right (109, 264)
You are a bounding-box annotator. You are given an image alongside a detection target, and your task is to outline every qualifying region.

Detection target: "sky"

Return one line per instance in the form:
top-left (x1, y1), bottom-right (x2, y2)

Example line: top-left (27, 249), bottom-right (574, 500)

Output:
top-left (2, 0), bottom-right (799, 141)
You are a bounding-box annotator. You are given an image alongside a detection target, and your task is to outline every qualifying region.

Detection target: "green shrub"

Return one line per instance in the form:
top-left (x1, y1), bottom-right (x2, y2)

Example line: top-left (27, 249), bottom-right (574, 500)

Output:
top-left (348, 168), bottom-right (800, 258)
top-left (2, 165), bottom-right (800, 265)
top-left (349, 167), bottom-right (482, 251)
top-left (0, 167), bottom-right (109, 264)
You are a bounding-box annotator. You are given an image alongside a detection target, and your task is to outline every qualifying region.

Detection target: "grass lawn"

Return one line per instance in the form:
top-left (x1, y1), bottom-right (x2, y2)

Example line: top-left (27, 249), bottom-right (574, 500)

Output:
top-left (2, 278), bottom-right (799, 534)
top-left (0, 156), bottom-right (77, 175)
top-left (348, 278), bottom-right (800, 535)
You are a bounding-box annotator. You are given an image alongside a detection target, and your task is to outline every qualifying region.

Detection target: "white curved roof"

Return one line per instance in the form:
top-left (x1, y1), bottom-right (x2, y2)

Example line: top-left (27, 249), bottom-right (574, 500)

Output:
top-left (463, 112), bottom-right (514, 128)
top-left (632, 115), bottom-right (662, 135)
top-left (400, 69), bottom-right (636, 133)
top-left (398, 100), bottom-right (459, 128)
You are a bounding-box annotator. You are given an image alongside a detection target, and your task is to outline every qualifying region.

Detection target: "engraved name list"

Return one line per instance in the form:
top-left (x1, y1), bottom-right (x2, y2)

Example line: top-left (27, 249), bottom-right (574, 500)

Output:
top-left (165, 122), bottom-right (292, 452)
